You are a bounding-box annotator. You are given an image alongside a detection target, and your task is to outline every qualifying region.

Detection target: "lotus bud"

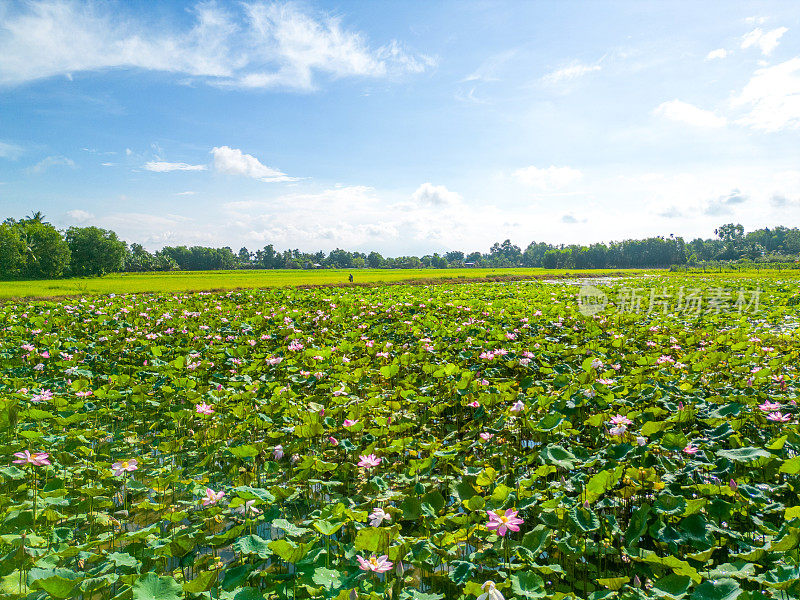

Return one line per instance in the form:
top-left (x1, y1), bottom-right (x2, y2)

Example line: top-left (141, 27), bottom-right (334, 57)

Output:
top-left (349, 589), bottom-right (358, 600)
top-left (729, 479), bottom-right (738, 492)
top-left (633, 575), bottom-right (641, 588)
top-left (396, 561), bottom-right (405, 577)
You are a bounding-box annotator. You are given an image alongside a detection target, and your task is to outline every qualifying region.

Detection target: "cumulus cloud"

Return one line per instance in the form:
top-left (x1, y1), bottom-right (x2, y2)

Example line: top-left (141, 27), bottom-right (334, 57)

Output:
top-left (211, 146), bottom-right (296, 182)
top-left (0, 1), bottom-right (431, 89)
top-left (411, 183), bottom-right (462, 207)
top-left (26, 155), bottom-right (75, 174)
top-left (512, 166), bottom-right (583, 191)
top-left (144, 161), bottom-right (207, 172)
top-left (561, 214), bottom-right (586, 224)
top-left (706, 48), bottom-right (728, 60)
top-left (654, 99), bottom-right (727, 128)
top-left (542, 61), bottom-right (601, 85)
top-left (732, 58), bottom-right (800, 132)
top-left (741, 27), bottom-right (788, 56)
top-left (65, 209), bottom-right (94, 223)
top-left (704, 188), bottom-right (749, 215)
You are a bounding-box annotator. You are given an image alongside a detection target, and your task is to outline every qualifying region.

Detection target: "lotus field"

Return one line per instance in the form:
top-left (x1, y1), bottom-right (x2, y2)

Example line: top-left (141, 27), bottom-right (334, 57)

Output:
top-left (3, 276), bottom-right (800, 600)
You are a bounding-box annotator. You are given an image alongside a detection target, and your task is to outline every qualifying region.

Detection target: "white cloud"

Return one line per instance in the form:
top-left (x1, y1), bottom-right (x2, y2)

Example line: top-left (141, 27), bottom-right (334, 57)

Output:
top-left (0, 140), bottom-right (23, 159)
top-left (542, 61), bottom-right (601, 84)
top-left (741, 27), bottom-right (788, 56)
top-left (732, 58), bottom-right (800, 132)
top-left (211, 146), bottom-right (296, 182)
top-left (512, 165), bottom-right (583, 190)
top-left (462, 50), bottom-right (517, 82)
top-left (144, 161), bottom-right (207, 172)
top-left (65, 209), bottom-right (94, 223)
top-left (704, 188), bottom-right (749, 215)
top-left (653, 99), bottom-right (727, 128)
top-left (26, 155), bottom-right (76, 174)
top-left (176, 191), bottom-right (196, 196)
top-left (411, 183), bottom-right (462, 207)
top-left (0, 1), bottom-right (430, 89)
top-left (705, 48), bottom-right (728, 60)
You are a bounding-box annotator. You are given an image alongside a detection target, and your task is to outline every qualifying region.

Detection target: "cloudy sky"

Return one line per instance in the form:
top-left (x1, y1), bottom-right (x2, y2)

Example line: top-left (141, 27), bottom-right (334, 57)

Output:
top-left (0, 1), bottom-right (798, 254)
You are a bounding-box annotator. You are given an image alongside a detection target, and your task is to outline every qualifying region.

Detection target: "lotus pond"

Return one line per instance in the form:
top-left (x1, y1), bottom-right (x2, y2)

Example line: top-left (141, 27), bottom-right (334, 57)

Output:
top-left (1, 276), bottom-right (799, 600)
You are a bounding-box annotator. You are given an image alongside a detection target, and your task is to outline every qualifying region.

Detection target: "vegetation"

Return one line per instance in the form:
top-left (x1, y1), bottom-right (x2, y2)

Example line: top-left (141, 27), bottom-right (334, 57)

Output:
top-left (1, 274), bottom-right (800, 599)
top-left (0, 268), bottom-right (641, 300)
top-left (3, 212), bottom-right (800, 280)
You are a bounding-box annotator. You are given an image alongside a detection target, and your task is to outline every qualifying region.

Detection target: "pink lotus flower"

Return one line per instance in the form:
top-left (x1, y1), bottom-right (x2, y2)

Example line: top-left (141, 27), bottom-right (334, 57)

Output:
top-left (480, 432), bottom-right (494, 441)
top-left (202, 488), bottom-right (225, 506)
top-left (609, 425), bottom-right (627, 437)
top-left (477, 580), bottom-right (505, 600)
top-left (767, 412), bottom-right (792, 422)
top-left (328, 436), bottom-right (339, 445)
top-left (273, 445), bottom-right (284, 460)
top-left (758, 401), bottom-right (781, 412)
top-left (486, 508), bottom-right (524, 536)
top-left (357, 554), bottom-right (393, 573)
top-left (357, 454), bottom-right (381, 469)
top-left (111, 458), bottom-right (138, 476)
top-left (510, 400), bottom-right (524, 412)
top-left (233, 499), bottom-right (261, 516)
top-left (13, 450), bottom-right (50, 467)
top-left (196, 402), bottom-right (214, 415)
top-left (683, 444), bottom-right (699, 455)
top-left (369, 507), bottom-right (391, 527)
top-left (343, 419), bottom-right (358, 427)
top-left (468, 401), bottom-right (480, 408)
top-left (609, 414), bottom-right (632, 426)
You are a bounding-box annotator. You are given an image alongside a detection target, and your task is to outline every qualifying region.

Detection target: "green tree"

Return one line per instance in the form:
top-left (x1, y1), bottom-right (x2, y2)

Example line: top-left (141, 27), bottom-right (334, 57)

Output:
top-left (18, 219), bottom-right (70, 278)
top-left (65, 226), bottom-right (127, 276)
top-left (0, 221), bottom-right (27, 278)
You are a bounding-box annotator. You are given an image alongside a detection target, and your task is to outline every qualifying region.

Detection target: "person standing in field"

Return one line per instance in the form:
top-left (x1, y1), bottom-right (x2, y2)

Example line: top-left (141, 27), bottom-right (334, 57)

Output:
top-left (349, 273), bottom-right (354, 283)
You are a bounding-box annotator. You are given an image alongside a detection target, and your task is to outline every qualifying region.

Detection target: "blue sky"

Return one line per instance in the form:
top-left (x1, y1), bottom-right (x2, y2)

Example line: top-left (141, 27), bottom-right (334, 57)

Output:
top-left (0, 1), bottom-right (799, 255)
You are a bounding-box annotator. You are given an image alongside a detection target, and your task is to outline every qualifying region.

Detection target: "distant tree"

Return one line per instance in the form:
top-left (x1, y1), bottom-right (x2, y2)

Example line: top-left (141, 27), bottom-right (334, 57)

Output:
top-left (445, 250), bottom-right (464, 266)
top-left (18, 219), bottom-right (70, 278)
top-left (367, 251), bottom-right (384, 268)
top-left (238, 247), bottom-right (252, 266)
top-left (65, 226), bottom-right (127, 276)
top-left (465, 251), bottom-right (481, 265)
top-left (715, 223), bottom-right (745, 260)
top-left (542, 249), bottom-right (559, 269)
top-left (431, 253), bottom-right (448, 268)
top-left (0, 222), bottom-right (26, 278)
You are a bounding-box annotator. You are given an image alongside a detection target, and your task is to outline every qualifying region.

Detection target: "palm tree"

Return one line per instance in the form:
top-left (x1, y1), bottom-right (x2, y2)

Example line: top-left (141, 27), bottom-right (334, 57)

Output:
top-left (25, 211), bottom-right (45, 223)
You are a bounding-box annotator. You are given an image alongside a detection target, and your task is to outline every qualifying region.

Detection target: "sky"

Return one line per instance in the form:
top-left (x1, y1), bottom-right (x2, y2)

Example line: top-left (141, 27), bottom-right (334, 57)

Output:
top-left (0, 0), bottom-right (799, 255)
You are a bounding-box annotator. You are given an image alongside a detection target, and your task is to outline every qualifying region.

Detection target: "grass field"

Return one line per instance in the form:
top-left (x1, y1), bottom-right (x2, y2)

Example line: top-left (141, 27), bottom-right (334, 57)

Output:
top-left (0, 267), bottom-right (651, 299)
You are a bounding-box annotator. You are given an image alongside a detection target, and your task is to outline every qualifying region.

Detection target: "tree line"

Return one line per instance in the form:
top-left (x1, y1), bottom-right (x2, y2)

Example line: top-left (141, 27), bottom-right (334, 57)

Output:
top-left (1, 213), bottom-right (798, 279)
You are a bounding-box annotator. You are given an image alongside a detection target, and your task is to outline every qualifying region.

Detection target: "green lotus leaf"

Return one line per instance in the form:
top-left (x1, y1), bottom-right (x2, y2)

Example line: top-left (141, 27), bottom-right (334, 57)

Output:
top-left (132, 573), bottom-right (182, 600)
